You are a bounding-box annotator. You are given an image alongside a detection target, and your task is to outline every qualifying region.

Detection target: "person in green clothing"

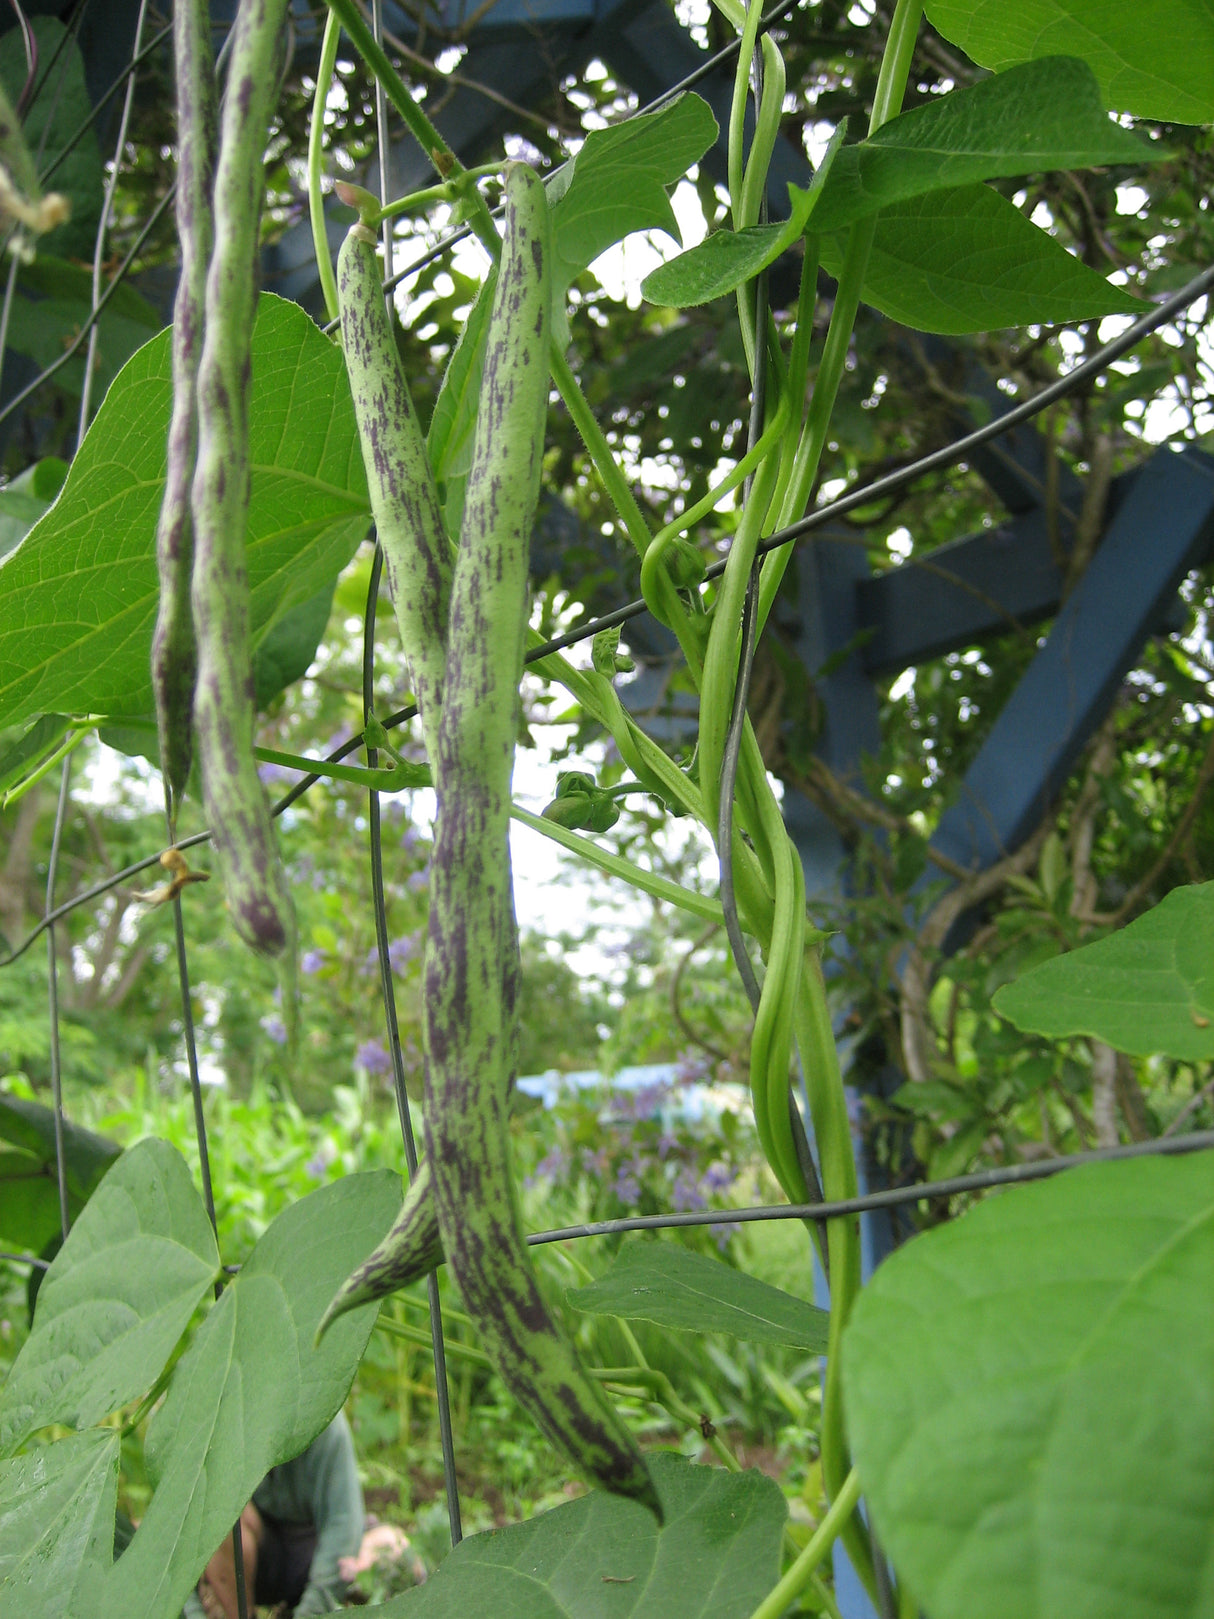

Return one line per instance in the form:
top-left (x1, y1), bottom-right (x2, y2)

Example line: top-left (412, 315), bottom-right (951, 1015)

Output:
top-left (185, 1411), bottom-right (365, 1617)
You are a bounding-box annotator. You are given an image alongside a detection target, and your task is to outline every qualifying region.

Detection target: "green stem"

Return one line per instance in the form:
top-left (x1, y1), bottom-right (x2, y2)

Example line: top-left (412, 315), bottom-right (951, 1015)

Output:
top-left (550, 345), bottom-right (651, 559)
top-left (595, 1367), bottom-right (740, 1472)
top-left (374, 164), bottom-right (500, 225)
top-left (308, 7), bottom-right (342, 325)
top-left (1, 726), bottom-right (88, 810)
top-left (253, 743), bottom-right (429, 792)
top-left (748, 1468), bottom-right (862, 1619)
top-left (323, 0), bottom-right (500, 257)
top-left (376, 1312), bottom-right (490, 1366)
top-left (511, 804), bottom-right (724, 925)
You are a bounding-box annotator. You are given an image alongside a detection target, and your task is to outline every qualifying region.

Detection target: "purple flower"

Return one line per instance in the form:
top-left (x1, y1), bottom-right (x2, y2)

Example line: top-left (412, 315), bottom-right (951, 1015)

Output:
top-left (301, 948), bottom-right (327, 975)
top-left (260, 1014), bottom-right (287, 1046)
top-left (306, 1140), bottom-right (337, 1180)
top-left (712, 1222), bottom-right (740, 1252)
top-left (670, 1169), bottom-right (706, 1212)
top-left (525, 1146), bottom-right (571, 1189)
top-left (700, 1160), bottom-right (735, 1194)
top-left (407, 866), bottom-right (430, 895)
top-left (613, 1167), bottom-right (641, 1205)
top-left (387, 934), bottom-right (417, 974)
top-left (356, 1038), bottom-right (391, 1075)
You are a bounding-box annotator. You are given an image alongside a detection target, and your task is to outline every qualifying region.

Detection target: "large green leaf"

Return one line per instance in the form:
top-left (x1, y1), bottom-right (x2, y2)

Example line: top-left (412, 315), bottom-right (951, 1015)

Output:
top-left (994, 881), bottom-right (1214, 1057)
top-left (0, 295), bottom-right (369, 733)
top-left (924, 0), bottom-right (1214, 123)
top-left (641, 129), bottom-right (845, 309)
top-left (368, 1454), bottom-right (786, 1617)
top-left (844, 1153), bottom-right (1214, 1619)
top-left (0, 459), bottom-right (69, 563)
top-left (809, 57), bottom-right (1157, 237)
top-left (0, 1092), bottom-right (120, 1253)
top-left (549, 94), bottom-right (719, 300)
top-left (568, 1241), bottom-right (829, 1351)
top-left (0, 1429), bottom-right (118, 1618)
top-left (821, 184), bottom-right (1148, 333)
top-left (100, 1169), bottom-right (400, 1619)
top-left (0, 1139), bottom-right (218, 1456)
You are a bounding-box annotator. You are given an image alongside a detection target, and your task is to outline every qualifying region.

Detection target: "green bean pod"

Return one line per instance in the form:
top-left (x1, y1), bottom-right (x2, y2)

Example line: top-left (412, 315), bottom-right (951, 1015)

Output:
top-left (152, 0), bottom-right (216, 822)
top-left (338, 219), bottom-right (452, 754)
top-left (424, 163), bottom-right (659, 1518)
top-left (190, 0), bottom-right (294, 955)
top-left (315, 1161), bottom-right (443, 1337)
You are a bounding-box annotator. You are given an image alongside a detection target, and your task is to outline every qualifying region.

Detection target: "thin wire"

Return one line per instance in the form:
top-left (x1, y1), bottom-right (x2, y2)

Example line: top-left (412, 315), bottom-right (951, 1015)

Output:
top-left (37, 22), bottom-right (174, 189)
top-left (166, 787), bottom-right (219, 1231)
top-left (361, 547), bottom-right (464, 1546)
top-left (45, 756), bottom-right (72, 1243)
top-left (0, 1250), bottom-right (50, 1269)
top-left (5, 265), bottom-right (1214, 966)
top-left (0, 183), bottom-right (175, 431)
top-left (9, 0), bottom-right (37, 117)
top-left (78, 0), bottom-right (151, 440)
top-left (526, 1128), bottom-right (1214, 1245)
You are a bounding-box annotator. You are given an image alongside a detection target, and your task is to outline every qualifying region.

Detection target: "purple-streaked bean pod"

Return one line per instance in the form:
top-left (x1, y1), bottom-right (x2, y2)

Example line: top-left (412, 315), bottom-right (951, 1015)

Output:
top-left (190, 0), bottom-right (293, 955)
top-left (337, 203), bottom-right (451, 756)
top-left (423, 162), bottom-right (661, 1519)
top-left (152, 0), bottom-right (216, 824)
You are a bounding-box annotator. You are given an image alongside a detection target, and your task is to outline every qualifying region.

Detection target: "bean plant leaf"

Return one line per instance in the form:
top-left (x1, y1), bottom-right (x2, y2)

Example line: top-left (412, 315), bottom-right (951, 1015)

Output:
top-left (568, 1241), bottom-right (829, 1351)
top-left (12, 257), bottom-right (163, 407)
top-left (821, 184), bottom-right (1149, 333)
top-left (642, 129), bottom-right (845, 309)
top-left (101, 1169), bottom-right (400, 1619)
top-left (428, 269), bottom-right (496, 485)
top-left (251, 582), bottom-right (338, 710)
top-left (0, 1428), bottom-right (118, 1616)
top-left (0, 1092), bottom-right (120, 1253)
top-left (0, 295), bottom-right (369, 734)
top-left (924, 0), bottom-right (1214, 123)
top-left (844, 1152), bottom-right (1214, 1619)
top-left (994, 881), bottom-right (1214, 1057)
top-left (808, 57), bottom-right (1157, 237)
top-left (548, 93), bottom-right (719, 299)
top-left (0, 1139), bottom-right (218, 1457)
top-left (366, 1454), bottom-right (786, 1617)
top-left (0, 458), bottom-right (69, 562)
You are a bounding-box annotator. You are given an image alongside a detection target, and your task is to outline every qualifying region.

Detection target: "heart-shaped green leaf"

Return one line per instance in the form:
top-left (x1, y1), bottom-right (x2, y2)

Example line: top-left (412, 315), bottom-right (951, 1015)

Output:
top-left (924, 0), bottom-right (1214, 123)
top-left (809, 57), bottom-right (1158, 237)
top-left (642, 129), bottom-right (846, 308)
top-left (100, 1169), bottom-right (400, 1619)
top-left (366, 1454), bottom-right (786, 1617)
top-left (844, 1152), bottom-right (1214, 1619)
top-left (0, 1428), bottom-right (118, 1615)
top-left (0, 294), bottom-right (369, 733)
top-left (821, 184), bottom-right (1149, 333)
top-left (568, 1241), bottom-right (828, 1351)
top-left (994, 882), bottom-right (1214, 1057)
top-left (0, 1138), bottom-right (218, 1457)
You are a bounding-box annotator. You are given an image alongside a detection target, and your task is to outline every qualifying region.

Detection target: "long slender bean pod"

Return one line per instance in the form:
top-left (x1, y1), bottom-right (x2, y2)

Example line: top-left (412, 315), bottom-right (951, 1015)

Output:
top-left (338, 210), bottom-right (451, 756)
top-left (190, 0), bottom-right (294, 955)
top-left (152, 0), bottom-right (216, 825)
top-left (423, 164), bottom-right (659, 1518)
top-left (316, 1160), bottom-right (443, 1334)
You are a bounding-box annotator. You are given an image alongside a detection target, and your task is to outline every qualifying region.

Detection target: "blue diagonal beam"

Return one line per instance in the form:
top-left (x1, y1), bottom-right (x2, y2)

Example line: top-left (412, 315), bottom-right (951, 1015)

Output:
top-left (932, 444), bottom-right (1214, 874)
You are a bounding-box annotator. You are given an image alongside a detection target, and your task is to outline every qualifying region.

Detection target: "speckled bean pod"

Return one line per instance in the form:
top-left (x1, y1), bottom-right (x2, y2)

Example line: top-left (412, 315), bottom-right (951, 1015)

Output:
top-left (189, 0), bottom-right (293, 955)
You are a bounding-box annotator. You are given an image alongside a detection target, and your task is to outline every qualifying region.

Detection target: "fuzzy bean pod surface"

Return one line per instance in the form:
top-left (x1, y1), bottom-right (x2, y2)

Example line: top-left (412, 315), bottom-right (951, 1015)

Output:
top-left (152, 0), bottom-right (216, 821)
top-left (423, 164), bottom-right (660, 1518)
top-left (190, 0), bottom-right (294, 955)
top-left (338, 220), bottom-right (452, 755)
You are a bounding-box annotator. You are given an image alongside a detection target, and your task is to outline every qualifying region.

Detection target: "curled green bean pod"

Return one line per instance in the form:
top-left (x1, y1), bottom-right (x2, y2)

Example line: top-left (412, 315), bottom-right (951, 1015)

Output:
top-left (338, 213), bottom-right (452, 756)
top-left (316, 1160), bottom-right (443, 1336)
top-left (152, 0), bottom-right (216, 825)
top-left (424, 163), bottom-right (659, 1518)
top-left (190, 0), bottom-right (294, 956)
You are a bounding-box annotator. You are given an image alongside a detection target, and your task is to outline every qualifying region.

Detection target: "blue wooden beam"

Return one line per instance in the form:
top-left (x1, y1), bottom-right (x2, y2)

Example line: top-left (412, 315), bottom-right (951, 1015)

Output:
top-left (933, 444), bottom-right (1214, 874)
